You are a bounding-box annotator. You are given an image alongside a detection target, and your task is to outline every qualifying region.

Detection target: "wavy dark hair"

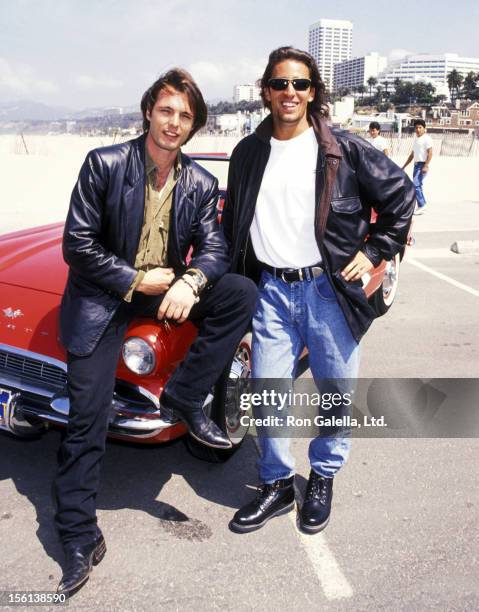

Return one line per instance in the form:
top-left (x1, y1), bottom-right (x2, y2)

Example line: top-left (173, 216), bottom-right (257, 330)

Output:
top-left (258, 46), bottom-right (329, 118)
top-left (140, 68), bottom-right (207, 141)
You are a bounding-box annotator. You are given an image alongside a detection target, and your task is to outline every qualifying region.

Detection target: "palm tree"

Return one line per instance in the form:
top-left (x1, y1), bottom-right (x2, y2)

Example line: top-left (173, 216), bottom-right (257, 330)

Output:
top-left (376, 85), bottom-right (384, 104)
top-left (463, 71), bottom-right (478, 99)
top-left (367, 76), bottom-right (378, 98)
top-left (383, 80), bottom-right (390, 100)
top-left (357, 84), bottom-right (367, 103)
top-left (447, 69), bottom-right (463, 102)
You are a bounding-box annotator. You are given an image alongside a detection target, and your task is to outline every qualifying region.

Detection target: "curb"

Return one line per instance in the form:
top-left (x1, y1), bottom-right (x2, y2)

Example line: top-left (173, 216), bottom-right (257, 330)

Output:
top-left (450, 240), bottom-right (479, 254)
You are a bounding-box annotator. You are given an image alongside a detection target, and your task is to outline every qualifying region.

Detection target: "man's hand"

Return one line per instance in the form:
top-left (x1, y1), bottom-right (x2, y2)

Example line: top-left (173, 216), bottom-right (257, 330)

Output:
top-left (136, 267), bottom-right (175, 295)
top-left (421, 164), bottom-right (429, 174)
top-left (341, 251), bottom-right (374, 282)
top-left (157, 279), bottom-right (197, 323)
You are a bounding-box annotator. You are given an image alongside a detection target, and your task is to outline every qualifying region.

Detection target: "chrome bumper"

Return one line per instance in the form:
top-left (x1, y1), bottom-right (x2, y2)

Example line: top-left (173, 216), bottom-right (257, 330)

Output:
top-left (0, 366), bottom-right (174, 439)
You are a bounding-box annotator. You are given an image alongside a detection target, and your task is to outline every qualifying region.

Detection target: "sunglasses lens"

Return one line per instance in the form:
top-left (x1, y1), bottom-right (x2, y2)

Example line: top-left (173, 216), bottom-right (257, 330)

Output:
top-left (292, 79), bottom-right (311, 91)
top-left (268, 78), bottom-right (312, 91)
top-left (269, 79), bottom-right (288, 91)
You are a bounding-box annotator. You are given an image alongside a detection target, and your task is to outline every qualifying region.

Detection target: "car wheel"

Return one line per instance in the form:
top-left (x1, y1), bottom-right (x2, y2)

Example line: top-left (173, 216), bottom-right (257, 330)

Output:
top-left (185, 332), bottom-right (252, 463)
top-left (369, 253), bottom-right (400, 316)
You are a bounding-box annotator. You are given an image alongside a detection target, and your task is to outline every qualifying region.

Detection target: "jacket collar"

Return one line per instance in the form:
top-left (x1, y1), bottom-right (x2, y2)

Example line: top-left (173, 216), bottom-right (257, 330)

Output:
top-left (125, 133), bottom-right (147, 188)
top-left (125, 133), bottom-right (189, 188)
top-left (255, 112), bottom-right (342, 159)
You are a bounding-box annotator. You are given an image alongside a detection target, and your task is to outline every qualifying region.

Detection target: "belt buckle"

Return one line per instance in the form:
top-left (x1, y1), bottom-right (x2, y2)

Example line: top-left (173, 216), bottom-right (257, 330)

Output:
top-left (281, 268), bottom-right (302, 283)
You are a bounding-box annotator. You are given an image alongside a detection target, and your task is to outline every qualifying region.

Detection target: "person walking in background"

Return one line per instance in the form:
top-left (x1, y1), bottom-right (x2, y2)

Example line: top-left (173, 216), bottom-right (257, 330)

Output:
top-left (367, 121), bottom-right (389, 156)
top-left (403, 119), bottom-right (433, 215)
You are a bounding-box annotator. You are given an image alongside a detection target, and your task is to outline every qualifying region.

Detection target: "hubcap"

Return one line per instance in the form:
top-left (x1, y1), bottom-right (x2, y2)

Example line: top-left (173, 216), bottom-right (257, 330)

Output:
top-left (224, 341), bottom-right (251, 444)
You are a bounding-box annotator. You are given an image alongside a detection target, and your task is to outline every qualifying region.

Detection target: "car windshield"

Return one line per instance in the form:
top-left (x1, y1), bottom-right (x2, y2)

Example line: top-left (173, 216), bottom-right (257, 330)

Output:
top-left (190, 156), bottom-right (229, 190)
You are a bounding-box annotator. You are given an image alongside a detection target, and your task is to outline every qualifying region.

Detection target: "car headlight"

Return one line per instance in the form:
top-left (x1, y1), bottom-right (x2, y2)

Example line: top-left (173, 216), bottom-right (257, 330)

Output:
top-left (122, 337), bottom-right (156, 375)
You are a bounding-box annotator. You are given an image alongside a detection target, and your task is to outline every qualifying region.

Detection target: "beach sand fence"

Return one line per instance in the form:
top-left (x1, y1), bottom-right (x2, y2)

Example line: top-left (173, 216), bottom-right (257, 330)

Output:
top-left (4, 131), bottom-right (478, 160)
top-left (363, 132), bottom-right (478, 158)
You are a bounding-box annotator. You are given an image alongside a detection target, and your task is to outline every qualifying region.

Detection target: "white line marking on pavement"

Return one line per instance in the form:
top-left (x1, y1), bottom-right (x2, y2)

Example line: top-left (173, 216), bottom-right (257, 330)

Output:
top-left (407, 248), bottom-right (457, 259)
top-left (253, 431), bottom-right (354, 600)
top-left (413, 228), bottom-right (479, 233)
top-left (405, 257), bottom-right (479, 298)
top-left (287, 508), bottom-right (354, 600)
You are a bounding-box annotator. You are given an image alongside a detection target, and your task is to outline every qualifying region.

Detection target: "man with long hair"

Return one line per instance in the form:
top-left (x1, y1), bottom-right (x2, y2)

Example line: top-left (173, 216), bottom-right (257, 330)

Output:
top-left (223, 47), bottom-right (415, 534)
top-left (54, 69), bottom-right (256, 595)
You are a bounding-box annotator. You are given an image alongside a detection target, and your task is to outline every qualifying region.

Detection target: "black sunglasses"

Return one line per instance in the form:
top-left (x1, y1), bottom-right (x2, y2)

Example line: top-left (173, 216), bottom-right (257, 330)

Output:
top-left (268, 78), bottom-right (312, 91)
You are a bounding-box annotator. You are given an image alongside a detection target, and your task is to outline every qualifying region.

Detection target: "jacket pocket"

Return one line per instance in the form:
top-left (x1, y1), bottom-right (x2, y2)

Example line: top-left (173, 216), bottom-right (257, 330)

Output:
top-left (330, 197), bottom-right (362, 214)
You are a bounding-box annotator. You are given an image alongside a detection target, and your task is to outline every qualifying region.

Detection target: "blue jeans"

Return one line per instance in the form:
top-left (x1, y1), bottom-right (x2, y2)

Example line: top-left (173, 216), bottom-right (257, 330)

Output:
top-left (413, 162), bottom-right (427, 208)
top-left (252, 271), bottom-right (360, 482)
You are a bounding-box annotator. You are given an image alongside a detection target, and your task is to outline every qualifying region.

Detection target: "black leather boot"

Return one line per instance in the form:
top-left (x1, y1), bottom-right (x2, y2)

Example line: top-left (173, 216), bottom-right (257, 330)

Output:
top-left (57, 532), bottom-right (106, 597)
top-left (229, 476), bottom-right (295, 533)
top-left (299, 470), bottom-right (333, 534)
top-left (161, 392), bottom-right (232, 449)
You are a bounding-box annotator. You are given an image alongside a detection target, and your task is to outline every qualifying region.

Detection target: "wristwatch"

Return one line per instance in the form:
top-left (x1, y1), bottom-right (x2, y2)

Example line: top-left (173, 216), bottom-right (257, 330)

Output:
top-left (184, 268), bottom-right (207, 293)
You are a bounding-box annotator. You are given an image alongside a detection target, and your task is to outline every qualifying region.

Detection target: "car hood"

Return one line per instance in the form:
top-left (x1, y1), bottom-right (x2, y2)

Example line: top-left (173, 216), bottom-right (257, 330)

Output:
top-left (0, 223), bottom-right (67, 295)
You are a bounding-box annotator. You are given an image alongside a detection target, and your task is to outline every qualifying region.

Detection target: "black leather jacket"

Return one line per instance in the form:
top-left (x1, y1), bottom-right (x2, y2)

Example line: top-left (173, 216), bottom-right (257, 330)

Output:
top-left (60, 134), bottom-right (229, 356)
top-left (222, 114), bottom-right (416, 342)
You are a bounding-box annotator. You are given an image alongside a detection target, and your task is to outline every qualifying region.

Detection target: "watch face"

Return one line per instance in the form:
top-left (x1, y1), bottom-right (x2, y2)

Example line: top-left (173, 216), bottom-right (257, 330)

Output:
top-left (187, 270), bottom-right (206, 289)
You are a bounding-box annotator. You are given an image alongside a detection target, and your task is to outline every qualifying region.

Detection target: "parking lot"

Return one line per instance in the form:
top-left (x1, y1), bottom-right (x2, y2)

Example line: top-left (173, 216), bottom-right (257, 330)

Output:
top-left (1, 152), bottom-right (478, 610)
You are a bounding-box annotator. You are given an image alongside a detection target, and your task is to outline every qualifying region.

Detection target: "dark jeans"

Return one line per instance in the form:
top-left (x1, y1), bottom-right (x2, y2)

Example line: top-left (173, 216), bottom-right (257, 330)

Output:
top-left (54, 274), bottom-right (257, 546)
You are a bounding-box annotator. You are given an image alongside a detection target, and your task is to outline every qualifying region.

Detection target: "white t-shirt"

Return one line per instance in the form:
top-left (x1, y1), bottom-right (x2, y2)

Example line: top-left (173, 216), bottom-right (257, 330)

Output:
top-left (367, 135), bottom-right (388, 153)
top-left (250, 127), bottom-right (322, 268)
top-left (413, 134), bottom-right (433, 162)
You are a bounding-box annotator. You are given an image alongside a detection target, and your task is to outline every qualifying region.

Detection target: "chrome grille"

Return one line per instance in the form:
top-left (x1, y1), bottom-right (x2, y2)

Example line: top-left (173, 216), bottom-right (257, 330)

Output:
top-left (0, 349), bottom-right (66, 391)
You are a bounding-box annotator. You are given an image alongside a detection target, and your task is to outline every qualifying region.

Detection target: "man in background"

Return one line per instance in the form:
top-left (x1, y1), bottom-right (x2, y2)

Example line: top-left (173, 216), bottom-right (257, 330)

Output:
top-left (403, 118), bottom-right (433, 214)
top-left (367, 121), bottom-right (389, 156)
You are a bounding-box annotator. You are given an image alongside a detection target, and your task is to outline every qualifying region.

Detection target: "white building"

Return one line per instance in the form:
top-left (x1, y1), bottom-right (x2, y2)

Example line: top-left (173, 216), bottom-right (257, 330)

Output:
top-left (233, 84), bottom-right (261, 104)
top-left (334, 52), bottom-right (387, 92)
top-left (332, 96), bottom-right (355, 124)
top-left (380, 53), bottom-right (479, 97)
top-left (308, 18), bottom-right (353, 91)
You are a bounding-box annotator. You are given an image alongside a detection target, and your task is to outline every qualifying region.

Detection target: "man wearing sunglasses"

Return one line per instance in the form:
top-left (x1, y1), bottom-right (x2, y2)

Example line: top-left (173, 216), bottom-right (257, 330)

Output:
top-left (223, 46), bottom-right (415, 534)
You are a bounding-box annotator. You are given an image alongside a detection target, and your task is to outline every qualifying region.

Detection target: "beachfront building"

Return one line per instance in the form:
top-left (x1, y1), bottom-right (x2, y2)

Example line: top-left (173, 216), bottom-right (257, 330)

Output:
top-left (380, 53), bottom-right (479, 97)
top-left (233, 84), bottom-right (261, 104)
top-left (308, 18), bottom-right (353, 91)
top-left (334, 52), bottom-right (387, 92)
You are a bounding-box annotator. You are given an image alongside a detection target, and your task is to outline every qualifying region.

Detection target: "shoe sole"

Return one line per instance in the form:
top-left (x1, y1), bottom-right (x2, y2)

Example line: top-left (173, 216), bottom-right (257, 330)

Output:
top-left (188, 430), bottom-right (233, 450)
top-left (57, 540), bottom-right (106, 597)
top-left (93, 539), bottom-right (107, 565)
top-left (229, 501), bottom-right (295, 533)
top-left (298, 515), bottom-right (330, 534)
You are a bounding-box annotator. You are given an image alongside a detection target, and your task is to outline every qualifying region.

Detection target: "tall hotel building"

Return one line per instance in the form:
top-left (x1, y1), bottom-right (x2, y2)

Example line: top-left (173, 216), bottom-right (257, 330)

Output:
top-left (308, 19), bottom-right (353, 92)
top-left (381, 53), bottom-right (479, 92)
top-left (334, 52), bottom-right (387, 92)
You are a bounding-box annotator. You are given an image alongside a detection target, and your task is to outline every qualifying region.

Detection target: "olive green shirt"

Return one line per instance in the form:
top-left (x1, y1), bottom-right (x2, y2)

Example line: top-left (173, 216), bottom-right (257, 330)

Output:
top-left (123, 147), bottom-right (181, 302)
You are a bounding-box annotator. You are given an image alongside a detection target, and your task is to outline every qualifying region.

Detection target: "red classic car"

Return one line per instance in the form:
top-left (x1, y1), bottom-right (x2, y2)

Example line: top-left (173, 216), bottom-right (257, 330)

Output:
top-left (0, 155), bottom-right (404, 462)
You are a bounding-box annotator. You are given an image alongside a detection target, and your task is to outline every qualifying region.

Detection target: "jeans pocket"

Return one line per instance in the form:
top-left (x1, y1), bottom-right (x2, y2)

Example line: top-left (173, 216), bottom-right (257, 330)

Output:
top-left (313, 274), bottom-right (337, 302)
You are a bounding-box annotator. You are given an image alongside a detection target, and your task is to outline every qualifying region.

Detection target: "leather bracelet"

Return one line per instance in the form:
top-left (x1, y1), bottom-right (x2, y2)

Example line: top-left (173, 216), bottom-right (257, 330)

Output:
top-left (184, 269), bottom-right (207, 292)
top-left (179, 276), bottom-right (199, 298)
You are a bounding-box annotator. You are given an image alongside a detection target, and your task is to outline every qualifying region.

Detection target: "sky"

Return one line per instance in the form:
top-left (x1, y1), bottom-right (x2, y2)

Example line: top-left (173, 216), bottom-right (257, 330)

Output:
top-left (1, 0), bottom-right (478, 110)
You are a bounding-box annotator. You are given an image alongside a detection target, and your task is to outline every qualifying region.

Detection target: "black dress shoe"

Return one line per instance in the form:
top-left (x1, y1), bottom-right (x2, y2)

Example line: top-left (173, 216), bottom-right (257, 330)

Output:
top-left (161, 393), bottom-right (232, 449)
top-left (229, 476), bottom-right (295, 533)
top-left (57, 533), bottom-right (106, 597)
top-left (299, 470), bottom-right (333, 534)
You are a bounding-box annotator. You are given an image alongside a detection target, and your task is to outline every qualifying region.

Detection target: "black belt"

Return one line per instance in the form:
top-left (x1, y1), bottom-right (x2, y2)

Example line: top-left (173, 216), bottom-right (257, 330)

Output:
top-left (260, 262), bottom-right (324, 283)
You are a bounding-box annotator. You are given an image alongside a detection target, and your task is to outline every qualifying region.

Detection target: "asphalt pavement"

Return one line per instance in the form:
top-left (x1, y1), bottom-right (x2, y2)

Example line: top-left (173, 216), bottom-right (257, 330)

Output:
top-left (1, 196), bottom-right (479, 611)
